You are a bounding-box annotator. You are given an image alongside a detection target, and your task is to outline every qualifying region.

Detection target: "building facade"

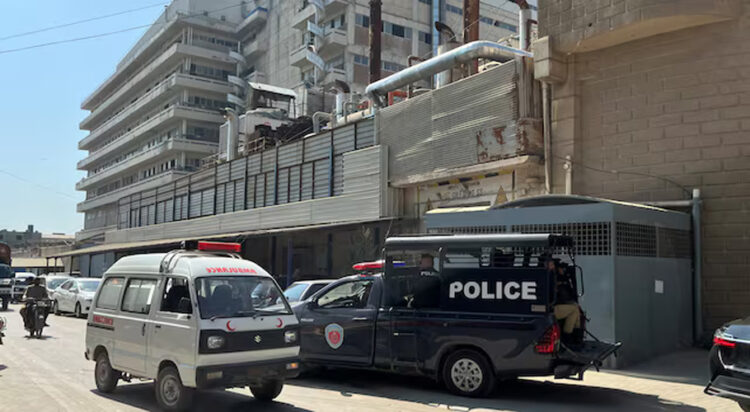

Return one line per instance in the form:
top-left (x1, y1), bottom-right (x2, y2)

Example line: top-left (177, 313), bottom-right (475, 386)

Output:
top-left (76, 0), bottom-right (525, 244)
top-left (535, 0), bottom-right (750, 333)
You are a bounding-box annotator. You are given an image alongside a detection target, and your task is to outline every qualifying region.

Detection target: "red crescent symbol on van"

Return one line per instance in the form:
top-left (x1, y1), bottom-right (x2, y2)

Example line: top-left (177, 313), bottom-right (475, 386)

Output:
top-left (226, 320), bottom-right (236, 332)
top-left (276, 318), bottom-right (283, 328)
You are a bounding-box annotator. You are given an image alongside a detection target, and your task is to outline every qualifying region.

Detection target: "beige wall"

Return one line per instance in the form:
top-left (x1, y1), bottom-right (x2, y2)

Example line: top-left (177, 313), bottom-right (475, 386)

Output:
top-left (539, 0), bottom-right (750, 331)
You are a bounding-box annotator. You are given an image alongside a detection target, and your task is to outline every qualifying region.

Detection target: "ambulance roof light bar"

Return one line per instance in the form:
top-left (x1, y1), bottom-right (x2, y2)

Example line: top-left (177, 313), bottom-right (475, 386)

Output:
top-left (181, 240), bottom-right (242, 253)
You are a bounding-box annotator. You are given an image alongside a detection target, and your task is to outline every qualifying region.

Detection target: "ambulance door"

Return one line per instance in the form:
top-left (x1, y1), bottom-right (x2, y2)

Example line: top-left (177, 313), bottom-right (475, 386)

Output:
top-left (114, 276), bottom-right (158, 375)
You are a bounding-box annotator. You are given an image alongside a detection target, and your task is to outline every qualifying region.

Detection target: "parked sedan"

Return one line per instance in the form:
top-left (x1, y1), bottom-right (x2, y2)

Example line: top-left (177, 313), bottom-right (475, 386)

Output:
top-left (52, 278), bottom-right (101, 318)
top-left (41, 275), bottom-right (70, 297)
top-left (706, 316), bottom-right (750, 411)
top-left (283, 279), bottom-right (335, 303)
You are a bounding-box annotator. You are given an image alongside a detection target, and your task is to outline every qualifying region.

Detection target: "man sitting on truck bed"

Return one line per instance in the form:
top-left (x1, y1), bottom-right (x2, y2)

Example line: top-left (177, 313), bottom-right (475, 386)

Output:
top-left (550, 259), bottom-right (581, 343)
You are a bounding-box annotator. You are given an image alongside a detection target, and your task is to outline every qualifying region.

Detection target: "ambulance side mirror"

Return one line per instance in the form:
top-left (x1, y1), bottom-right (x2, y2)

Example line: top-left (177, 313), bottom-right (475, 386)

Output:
top-left (177, 297), bottom-right (192, 314)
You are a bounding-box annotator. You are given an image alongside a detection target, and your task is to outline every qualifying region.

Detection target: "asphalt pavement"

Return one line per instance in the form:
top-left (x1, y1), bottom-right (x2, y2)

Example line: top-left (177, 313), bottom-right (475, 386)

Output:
top-left (0, 303), bottom-right (741, 412)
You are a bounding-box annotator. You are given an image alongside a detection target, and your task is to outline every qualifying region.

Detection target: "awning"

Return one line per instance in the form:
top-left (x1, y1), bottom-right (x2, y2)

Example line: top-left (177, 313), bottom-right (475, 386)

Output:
top-left (11, 257), bottom-right (64, 268)
top-left (52, 218), bottom-right (394, 258)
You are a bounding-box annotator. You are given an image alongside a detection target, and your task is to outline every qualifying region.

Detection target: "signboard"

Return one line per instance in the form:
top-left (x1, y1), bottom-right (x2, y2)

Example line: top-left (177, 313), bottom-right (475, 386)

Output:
top-left (418, 172), bottom-right (513, 211)
top-left (440, 267), bottom-right (551, 314)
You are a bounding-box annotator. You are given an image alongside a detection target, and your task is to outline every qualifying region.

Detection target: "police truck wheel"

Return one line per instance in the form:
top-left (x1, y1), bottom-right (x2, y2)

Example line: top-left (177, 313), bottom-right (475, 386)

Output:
top-left (53, 301), bottom-right (60, 315)
top-left (74, 303), bottom-right (82, 318)
top-left (155, 366), bottom-right (193, 411)
top-left (250, 379), bottom-right (283, 401)
top-left (442, 350), bottom-right (495, 397)
top-left (95, 352), bottom-right (119, 393)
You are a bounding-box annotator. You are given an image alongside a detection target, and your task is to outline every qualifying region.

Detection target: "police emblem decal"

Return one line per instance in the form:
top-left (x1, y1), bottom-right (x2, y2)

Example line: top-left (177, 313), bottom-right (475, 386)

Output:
top-left (324, 323), bottom-right (344, 349)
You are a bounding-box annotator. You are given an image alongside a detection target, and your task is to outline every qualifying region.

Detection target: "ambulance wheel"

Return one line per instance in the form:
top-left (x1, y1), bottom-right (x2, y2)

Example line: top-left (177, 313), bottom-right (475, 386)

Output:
top-left (155, 366), bottom-right (193, 411)
top-left (95, 352), bottom-right (119, 393)
top-left (442, 349), bottom-right (495, 397)
top-left (250, 379), bottom-right (283, 401)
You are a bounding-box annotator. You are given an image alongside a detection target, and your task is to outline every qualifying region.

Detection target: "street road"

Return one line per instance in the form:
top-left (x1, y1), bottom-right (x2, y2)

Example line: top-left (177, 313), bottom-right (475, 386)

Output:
top-left (0, 304), bottom-right (741, 411)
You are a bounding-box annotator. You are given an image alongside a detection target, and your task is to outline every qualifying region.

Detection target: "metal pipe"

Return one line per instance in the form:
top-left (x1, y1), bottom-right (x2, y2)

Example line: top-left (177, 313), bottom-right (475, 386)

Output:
top-left (366, 41), bottom-right (532, 106)
top-left (692, 188), bottom-right (703, 342)
top-left (332, 80), bottom-right (350, 125)
top-left (312, 112), bottom-right (332, 134)
top-left (564, 155), bottom-right (572, 195)
top-left (223, 107), bottom-right (239, 162)
top-left (542, 82), bottom-right (552, 194)
top-left (518, 7), bottom-right (532, 51)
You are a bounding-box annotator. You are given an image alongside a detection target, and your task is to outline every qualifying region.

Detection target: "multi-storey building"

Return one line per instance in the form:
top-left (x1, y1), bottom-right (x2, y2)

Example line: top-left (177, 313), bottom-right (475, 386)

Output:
top-left (75, 0), bottom-right (526, 244)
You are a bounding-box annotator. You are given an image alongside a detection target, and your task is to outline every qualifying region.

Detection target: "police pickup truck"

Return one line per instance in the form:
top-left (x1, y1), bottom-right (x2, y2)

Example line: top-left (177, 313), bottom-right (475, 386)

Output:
top-left (294, 234), bottom-right (620, 397)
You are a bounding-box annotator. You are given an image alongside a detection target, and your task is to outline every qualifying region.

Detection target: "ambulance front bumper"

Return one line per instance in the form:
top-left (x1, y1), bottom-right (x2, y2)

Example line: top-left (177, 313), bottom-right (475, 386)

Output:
top-left (195, 357), bottom-right (300, 389)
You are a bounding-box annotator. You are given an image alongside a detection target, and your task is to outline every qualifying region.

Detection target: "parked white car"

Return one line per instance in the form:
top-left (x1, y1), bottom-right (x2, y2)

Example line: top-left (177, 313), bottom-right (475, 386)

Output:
top-left (52, 278), bottom-right (101, 318)
top-left (42, 275), bottom-right (71, 297)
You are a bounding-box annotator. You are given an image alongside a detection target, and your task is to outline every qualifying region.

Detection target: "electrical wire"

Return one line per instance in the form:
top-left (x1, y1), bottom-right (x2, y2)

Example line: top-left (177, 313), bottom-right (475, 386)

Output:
top-left (551, 154), bottom-right (692, 197)
top-left (0, 169), bottom-right (79, 201)
top-left (0, 2), bottom-right (169, 42)
top-left (0, 2), bottom-right (247, 55)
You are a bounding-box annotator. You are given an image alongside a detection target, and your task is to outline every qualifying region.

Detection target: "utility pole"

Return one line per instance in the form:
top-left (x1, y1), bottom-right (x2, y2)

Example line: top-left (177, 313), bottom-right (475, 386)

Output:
top-left (369, 0), bottom-right (382, 84)
top-left (462, 0), bottom-right (479, 74)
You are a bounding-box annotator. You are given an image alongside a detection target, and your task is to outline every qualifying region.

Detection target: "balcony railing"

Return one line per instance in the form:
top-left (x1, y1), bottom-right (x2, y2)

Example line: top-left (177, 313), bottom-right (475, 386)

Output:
top-left (77, 138), bottom-right (218, 190)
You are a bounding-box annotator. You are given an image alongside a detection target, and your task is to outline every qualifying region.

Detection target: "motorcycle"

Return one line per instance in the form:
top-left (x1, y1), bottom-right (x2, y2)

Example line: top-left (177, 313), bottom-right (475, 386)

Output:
top-left (24, 298), bottom-right (49, 339)
top-left (0, 316), bottom-right (6, 344)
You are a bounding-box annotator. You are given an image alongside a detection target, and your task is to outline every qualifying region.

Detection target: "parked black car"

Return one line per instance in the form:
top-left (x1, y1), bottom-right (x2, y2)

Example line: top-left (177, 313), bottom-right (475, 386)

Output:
top-left (706, 317), bottom-right (750, 410)
top-left (293, 234), bottom-right (620, 397)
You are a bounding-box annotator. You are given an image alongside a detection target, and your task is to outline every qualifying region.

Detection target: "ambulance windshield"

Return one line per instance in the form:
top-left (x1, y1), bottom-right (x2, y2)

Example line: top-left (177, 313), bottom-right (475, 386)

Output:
top-left (195, 276), bottom-right (292, 319)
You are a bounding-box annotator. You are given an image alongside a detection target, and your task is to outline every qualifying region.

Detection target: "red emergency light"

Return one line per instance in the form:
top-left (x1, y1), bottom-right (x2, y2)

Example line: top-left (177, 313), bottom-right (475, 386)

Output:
top-left (535, 323), bottom-right (560, 354)
top-left (713, 336), bottom-right (736, 348)
top-left (197, 241), bottom-right (242, 253)
top-left (352, 260), bottom-right (384, 271)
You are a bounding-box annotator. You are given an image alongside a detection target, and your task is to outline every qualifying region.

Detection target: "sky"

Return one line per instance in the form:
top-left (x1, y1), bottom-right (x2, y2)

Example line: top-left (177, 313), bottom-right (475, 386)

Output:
top-left (0, 0), bottom-right (531, 236)
top-left (0, 1), bottom-right (167, 235)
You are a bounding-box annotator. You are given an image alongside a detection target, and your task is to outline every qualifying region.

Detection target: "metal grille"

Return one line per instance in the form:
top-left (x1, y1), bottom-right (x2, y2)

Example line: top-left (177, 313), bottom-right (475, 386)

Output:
top-left (615, 222), bottom-right (657, 257)
top-left (510, 222), bottom-right (611, 256)
top-left (657, 227), bottom-right (691, 259)
top-left (427, 225), bottom-right (507, 234)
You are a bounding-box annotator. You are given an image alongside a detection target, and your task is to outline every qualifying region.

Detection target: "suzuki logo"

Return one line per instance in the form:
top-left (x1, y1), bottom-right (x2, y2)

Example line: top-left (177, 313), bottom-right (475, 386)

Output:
top-left (254, 335), bottom-right (262, 343)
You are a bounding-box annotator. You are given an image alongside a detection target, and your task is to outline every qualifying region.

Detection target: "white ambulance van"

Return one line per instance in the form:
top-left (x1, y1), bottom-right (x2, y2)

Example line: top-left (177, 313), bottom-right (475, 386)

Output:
top-left (84, 241), bottom-right (300, 411)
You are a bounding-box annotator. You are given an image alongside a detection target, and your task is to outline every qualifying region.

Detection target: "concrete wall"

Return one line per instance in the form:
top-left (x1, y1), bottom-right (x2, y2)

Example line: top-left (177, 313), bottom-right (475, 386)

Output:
top-left (537, 0), bottom-right (750, 331)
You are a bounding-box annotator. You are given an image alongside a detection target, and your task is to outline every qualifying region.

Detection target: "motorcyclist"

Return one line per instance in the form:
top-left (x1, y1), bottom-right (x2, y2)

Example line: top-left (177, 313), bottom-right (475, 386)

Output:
top-left (20, 278), bottom-right (50, 328)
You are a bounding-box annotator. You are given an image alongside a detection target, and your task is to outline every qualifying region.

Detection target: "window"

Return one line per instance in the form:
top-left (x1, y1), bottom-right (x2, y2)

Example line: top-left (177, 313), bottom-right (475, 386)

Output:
top-left (353, 54), bottom-right (369, 66)
top-left (96, 277), bottom-right (124, 310)
top-left (446, 4), bottom-right (462, 15)
top-left (283, 283), bottom-right (308, 302)
top-left (494, 21), bottom-right (517, 32)
top-left (355, 13), bottom-right (369, 28)
top-left (383, 22), bottom-right (412, 39)
top-left (306, 283), bottom-right (327, 299)
top-left (79, 280), bottom-right (100, 293)
top-left (382, 60), bottom-right (406, 72)
top-left (121, 278), bottom-right (157, 314)
top-left (418, 0), bottom-right (431, 4)
top-left (195, 276), bottom-right (291, 319)
top-left (385, 249), bottom-right (441, 308)
top-left (160, 277), bottom-right (192, 313)
top-left (480, 16), bottom-right (494, 25)
top-left (60, 280), bottom-right (73, 291)
top-left (317, 280), bottom-right (373, 309)
top-left (419, 31), bottom-right (431, 44)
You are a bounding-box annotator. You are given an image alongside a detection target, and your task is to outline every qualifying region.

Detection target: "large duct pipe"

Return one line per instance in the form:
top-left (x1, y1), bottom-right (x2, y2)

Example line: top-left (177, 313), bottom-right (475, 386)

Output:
top-left (518, 7), bottom-right (533, 51)
top-left (332, 80), bottom-right (351, 125)
top-left (312, 112), bottom-right (332, 134)
top-left (369, 0), bottom-right (382, 84)
top-left (222, 107), bottom-right (239, 162)
top-left (366, 41), bottom-right (532, 106)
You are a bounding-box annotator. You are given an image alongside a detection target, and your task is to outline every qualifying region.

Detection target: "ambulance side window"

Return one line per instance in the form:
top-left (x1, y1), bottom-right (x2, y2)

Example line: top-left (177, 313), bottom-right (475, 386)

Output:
top-left (121, 278), bottom-right (158, 315)
top-left (96, 277), bottom-right (124, 310)
top-left (160, 277), bottom-right (192, 314)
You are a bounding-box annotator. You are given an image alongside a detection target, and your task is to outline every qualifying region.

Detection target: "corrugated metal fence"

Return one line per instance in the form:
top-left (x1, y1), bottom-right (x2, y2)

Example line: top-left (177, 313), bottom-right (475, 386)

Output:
top-left (118, 119), bottom-right (375, 229)
top-left (379, 61), bottom-right (520, 182)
